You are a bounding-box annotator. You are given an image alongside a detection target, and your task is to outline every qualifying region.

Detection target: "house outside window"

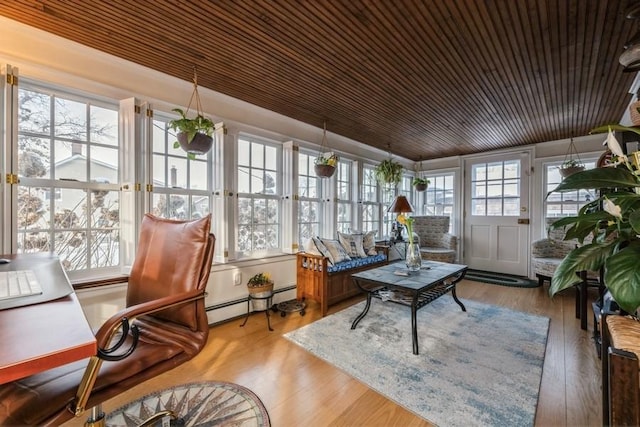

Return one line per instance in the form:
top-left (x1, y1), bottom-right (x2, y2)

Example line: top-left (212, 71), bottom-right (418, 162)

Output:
top-left (16, 82), bottom-right (120, 272)
top-left (237, 137), bottom-right (281, 254)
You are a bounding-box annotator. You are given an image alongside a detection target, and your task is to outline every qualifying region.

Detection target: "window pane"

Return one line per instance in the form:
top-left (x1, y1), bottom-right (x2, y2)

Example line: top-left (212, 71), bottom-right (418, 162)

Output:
top-left (190, 160), bottom-right (208, 190)
top-left (89, 146), bottom-right (118, 182)
top-left (472, 199), bottom-right (485, 216)
top-left (55, 98), bottom-right (86, 140)
top-left (18, 136), bottom-right (50, 178)
top-left (90, 105), bottom-right (118, 146)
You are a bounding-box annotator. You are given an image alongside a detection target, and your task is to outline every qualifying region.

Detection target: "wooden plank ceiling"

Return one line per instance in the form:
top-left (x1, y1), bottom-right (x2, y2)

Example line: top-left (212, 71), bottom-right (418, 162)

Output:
top-left (2, 0), bottom-right (639, 160)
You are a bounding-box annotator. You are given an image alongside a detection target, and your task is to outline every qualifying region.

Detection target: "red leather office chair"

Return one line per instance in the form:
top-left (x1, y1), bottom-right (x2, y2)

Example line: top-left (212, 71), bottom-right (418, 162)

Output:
top-left (0, 213), bottom-right (215, 426)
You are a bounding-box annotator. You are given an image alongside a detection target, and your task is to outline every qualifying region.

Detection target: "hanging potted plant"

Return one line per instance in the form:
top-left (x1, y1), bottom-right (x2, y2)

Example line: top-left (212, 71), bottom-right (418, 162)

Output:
top-left (559, 159), bottom-right (585, 178)
top-left (413, 177), bottom-right (430, 192)
top-left (247, 272), bottom-right (274, 311)
top-left (314, 121), bottom-right (338, 178)
top-left (558, 138), bottom-right (585, 178)
top-left (169, 68), bottom-right (215, 160)
top-left (169, 108), bottom-right (215, 159)
top-left (374, 159), bottom-right (403, 187)
top-left (314, 152), bottom-right (339, 177)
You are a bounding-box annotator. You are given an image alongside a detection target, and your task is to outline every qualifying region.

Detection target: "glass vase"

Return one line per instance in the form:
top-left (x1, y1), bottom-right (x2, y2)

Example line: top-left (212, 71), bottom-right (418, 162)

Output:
top-left (406, 242), bottom-right (422, 272)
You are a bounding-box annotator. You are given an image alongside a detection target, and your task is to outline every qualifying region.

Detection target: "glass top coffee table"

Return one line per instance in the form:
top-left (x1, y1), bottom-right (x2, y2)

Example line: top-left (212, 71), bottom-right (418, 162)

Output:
top-left (350, 261), bottom-right (468, 355)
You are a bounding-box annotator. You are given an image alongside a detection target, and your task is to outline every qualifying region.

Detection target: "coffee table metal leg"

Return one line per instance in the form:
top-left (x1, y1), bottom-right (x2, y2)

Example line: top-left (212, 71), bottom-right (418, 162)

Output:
top-left (451, 287), bottom-right (466, 312)
top-left (351, 292), bottom-right (372, 329)
top-left (411, 295), bottom-right (419, 355)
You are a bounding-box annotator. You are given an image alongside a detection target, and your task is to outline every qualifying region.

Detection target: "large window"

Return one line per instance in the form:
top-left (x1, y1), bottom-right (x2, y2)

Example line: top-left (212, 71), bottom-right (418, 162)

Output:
top-left (237, 137), bottom-right (281, 254)
top-left (298, 151), bottom-right (321, 245)
top-left (361, 165), bottom-right (380, 232)
top-left (544, 160), bottom-right (596, 217)
top-left (424, 173), bottom-right (455, 216)
top-left (150, 113), bottom-right (212, 220)
top-left (17, 83), bottom-right (120, 272)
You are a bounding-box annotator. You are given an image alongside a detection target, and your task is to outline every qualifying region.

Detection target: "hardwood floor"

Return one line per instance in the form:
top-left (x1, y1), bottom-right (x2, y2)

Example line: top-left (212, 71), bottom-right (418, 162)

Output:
top-left (63, 280), bottom-right (602, 426)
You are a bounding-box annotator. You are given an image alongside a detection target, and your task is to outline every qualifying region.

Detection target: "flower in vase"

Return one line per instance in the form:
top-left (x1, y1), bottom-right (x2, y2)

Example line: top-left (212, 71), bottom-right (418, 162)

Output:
top-left (396, 214), bottom-right (415, 245)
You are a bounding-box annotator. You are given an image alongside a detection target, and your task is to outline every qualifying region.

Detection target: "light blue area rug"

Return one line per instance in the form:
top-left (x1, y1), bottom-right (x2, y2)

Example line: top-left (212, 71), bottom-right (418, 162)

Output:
top-left (284, 298), bottom-right (549, 427)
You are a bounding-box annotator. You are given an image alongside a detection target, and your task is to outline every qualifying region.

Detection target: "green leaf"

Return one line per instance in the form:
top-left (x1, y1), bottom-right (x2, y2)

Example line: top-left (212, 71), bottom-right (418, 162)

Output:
top-left (604, 243), bottom-right (640, 313)
top-left (549, 167), bottom-right (639, 193)
top-left (590, 124), bottom-right (640, 136)
top-left (630, 210), bottom-right (640, 234)
top-left (550, 242), bottom-right (614, 296)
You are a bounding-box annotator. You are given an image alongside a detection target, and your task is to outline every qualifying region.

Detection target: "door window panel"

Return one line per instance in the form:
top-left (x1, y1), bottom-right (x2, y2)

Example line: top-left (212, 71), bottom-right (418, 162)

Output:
top-left (471, 160), bottom-right (521, 216)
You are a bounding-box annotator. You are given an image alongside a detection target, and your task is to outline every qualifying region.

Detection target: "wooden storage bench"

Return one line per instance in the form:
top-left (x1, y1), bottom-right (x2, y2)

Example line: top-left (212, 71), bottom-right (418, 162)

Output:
top-left (602, 310), bottom-right (640, 426)
top-left (296, 246), bottom-right (389, 317)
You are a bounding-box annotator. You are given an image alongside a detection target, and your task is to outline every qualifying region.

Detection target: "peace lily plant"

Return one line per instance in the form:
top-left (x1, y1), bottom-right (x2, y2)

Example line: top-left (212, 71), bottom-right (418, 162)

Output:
top-left (549, 125), bottom-right (640, 314)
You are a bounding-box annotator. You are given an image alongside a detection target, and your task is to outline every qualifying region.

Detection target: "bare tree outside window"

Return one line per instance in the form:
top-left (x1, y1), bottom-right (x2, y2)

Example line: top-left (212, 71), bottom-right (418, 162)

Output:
top-left (237, 138), bottom-right (280, 253)
top-left (17, 85), bottom-right (120, 271)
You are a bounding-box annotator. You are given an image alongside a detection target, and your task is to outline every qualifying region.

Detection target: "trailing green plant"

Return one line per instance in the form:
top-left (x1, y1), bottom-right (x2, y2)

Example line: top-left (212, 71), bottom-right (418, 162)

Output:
top-left (168, 108), bottom-right (215, 157)
top-left (374, 159), bottom-right (403, 186)
top-left (560, 158), bottom-right (583, 168)
top-left (548, 125), bottom-right (640, 314)
top-left (412, 177), bottom-right (430, 186)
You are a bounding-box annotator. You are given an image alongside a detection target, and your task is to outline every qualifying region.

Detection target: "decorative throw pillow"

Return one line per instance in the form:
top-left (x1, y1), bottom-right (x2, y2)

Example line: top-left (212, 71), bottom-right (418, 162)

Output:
top-left (337, 231), bottom-right (367, 258)
top-left (312, 237), bottom-right (335, 265)
top-left (304, 237), bottom-right (322, 256)
top-left (362, 230), bottom-right (378, 256)
top-left (349, 229), bottom-right (378, 256)
top-left (319, 238), bottom-right (351, 265)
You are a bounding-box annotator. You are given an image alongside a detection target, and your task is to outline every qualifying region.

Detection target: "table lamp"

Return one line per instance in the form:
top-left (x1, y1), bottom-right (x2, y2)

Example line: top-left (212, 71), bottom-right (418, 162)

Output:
top-left (387, 195), bottom-right (414, 242)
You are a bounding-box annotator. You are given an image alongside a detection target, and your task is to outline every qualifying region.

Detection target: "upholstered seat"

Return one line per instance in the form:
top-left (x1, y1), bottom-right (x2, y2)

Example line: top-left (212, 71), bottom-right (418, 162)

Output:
top-left (531, 218), bottom-right (583, 287)
top-left (412, 216), bottom-right (457, 263)
top-left (0, 214), bottom-right (215, 426)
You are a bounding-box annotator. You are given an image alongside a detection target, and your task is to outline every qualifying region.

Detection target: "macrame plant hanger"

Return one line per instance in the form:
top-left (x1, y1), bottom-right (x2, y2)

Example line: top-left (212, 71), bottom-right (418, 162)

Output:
top-left (173, 66), bottom-right (214, 158)
top-left (185, 67), bottom-right (204, 119)
top-left (314, 120), bottom-right (337, 178)
top-left (560, 137), bottom-right (585, 178)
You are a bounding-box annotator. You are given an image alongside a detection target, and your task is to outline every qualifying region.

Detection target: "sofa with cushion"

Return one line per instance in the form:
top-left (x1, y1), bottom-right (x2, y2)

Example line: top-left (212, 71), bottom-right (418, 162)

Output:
top-left (296, 231), bottom-right (388, 316)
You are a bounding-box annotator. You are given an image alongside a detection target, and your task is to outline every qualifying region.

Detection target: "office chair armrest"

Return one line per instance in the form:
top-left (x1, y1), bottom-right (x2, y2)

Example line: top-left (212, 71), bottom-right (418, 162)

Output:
top-left (94, 289), bottom-right (205, 348)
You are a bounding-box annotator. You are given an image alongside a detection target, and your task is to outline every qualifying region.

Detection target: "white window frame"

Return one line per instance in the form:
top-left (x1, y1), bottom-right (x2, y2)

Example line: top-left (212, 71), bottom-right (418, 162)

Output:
top-left (543, 158), bottom-right (598, 218)
top-left (297, 149), bottom-right (322, 245)
top-left (13, 78), bottom-right (122, 280)
top-left (236, 135), bottom-right (283, 257)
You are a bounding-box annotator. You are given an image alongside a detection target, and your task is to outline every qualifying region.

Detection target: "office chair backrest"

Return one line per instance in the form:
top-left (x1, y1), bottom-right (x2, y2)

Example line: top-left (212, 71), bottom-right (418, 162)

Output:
top-left (127, 213), bottom-right (213, 330)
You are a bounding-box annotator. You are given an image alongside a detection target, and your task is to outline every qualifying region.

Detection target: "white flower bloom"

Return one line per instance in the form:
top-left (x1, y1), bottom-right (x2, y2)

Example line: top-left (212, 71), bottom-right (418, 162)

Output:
top-left (605, 129), bottom-right (628, 161)
top-left (603, 197), bottom-right (622, 219)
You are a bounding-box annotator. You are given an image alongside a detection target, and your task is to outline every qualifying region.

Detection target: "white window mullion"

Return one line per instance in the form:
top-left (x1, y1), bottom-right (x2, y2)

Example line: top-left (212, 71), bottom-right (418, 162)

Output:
top-left (282, 141), bottom-right (297, 253)
top-left (2, 64), bottom-right (19, 254)
top-left (213, 122), bottom-right (230, 262)
top-left (118, 97), bottom-right (138, 271)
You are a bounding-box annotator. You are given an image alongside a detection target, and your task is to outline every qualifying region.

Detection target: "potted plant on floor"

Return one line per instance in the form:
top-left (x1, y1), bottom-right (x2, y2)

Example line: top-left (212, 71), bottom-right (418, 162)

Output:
top-left (247, 272), bottom-right (274, 311)
top-left (413, 177), bottom-right (430, 192)
top-left (548, 125), bottom-right (640, 314)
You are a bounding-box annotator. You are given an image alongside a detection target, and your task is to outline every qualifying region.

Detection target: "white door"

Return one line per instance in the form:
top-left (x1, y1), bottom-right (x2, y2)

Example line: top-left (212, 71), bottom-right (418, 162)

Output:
top-left (464, 153), bottom-right (530, 276)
